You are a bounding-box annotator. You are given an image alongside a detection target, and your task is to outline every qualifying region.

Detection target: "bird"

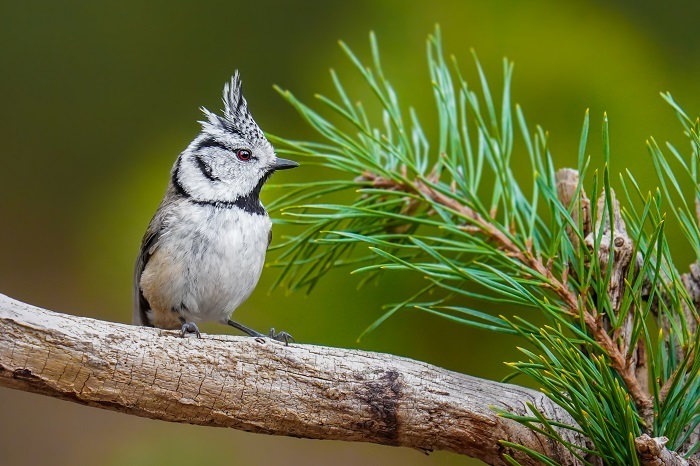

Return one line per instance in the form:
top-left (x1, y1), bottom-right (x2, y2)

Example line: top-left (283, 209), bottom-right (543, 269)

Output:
top-left (133, 71), bottom-right (298, 344)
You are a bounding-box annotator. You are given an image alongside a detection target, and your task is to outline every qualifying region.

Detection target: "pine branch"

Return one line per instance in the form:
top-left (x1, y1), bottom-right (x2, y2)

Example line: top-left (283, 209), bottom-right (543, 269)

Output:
top-left (266, 27), bottom-right (700, 464)
top-left (362, 168), bottom-right (654, 422)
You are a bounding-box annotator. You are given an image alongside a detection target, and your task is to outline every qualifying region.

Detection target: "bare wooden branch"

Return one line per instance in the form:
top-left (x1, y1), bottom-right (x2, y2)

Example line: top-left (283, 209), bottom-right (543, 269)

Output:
top-left (681, 263), bottom-right (700, 338)
top-left (635, 435), bottom-right (700, 466)
top-left (555, 170), bottom-right (652, 418)
top-left (585, 188), bottom-right (651, 402)
top-left (584, 188), bottom-right (634, 314)
top-left (555, 168), bottom-right (592, 248)
top-left (0, 293), bottom-right (588, 466)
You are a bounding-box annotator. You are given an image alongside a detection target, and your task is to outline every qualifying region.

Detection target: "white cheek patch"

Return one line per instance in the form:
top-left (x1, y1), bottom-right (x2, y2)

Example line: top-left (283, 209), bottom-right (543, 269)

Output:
top-left (176, 154), bottom-right (252, 203)
top-left (177, 137), bottom-right (276, 206)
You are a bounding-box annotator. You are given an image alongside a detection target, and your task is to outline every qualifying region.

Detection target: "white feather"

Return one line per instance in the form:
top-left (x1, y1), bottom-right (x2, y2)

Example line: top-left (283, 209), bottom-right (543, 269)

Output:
top-left (140, 201), bottom-right (271, 326)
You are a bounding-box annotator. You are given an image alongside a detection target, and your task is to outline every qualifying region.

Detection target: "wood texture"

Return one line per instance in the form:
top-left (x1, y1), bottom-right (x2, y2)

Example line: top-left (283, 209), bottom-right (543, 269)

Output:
top-left (0, 293), bottom-right (587, 466)
top-left (636, 435), bottom-right (700, 466)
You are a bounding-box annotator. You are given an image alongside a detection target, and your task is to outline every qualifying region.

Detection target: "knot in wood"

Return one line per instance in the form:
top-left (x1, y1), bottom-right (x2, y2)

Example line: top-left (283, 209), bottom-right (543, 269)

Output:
top-left (357, 370), bottom-right (403, 444)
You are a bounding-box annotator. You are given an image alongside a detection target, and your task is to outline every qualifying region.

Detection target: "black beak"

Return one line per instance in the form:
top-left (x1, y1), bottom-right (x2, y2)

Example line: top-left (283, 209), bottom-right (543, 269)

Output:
top-left (272, 157), bottom-right (299, 171)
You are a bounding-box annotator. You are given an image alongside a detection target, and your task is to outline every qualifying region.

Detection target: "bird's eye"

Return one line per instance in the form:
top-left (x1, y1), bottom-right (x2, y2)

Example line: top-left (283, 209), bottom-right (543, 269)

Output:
top-left (236, 149), bottom-right (252, 161)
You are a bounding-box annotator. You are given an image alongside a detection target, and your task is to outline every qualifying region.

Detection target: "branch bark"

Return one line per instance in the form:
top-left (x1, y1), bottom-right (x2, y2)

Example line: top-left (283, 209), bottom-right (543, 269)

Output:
top-left (0, 293), bottom-right (588, 466)
top-left (636, 435), bottom-right (700, 466)
top-left (555, 168), bottom-right (653, 424)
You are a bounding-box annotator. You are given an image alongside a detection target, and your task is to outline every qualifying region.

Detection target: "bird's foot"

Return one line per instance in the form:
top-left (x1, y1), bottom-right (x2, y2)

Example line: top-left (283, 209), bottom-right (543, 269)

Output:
top-left (267, 328), bottom-right (295, 345)
top-left (226, 319), bottom-right (293, 346)
top-left (180, 321), bottom-right (201, 338)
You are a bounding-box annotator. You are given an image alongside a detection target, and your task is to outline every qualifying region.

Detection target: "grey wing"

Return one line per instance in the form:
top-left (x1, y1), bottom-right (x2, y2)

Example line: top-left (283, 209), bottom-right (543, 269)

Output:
top-left (132, 218), bottom-right (163, 326)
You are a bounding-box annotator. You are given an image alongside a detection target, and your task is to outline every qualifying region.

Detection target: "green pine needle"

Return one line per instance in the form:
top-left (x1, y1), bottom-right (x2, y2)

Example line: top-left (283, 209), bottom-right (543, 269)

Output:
top-left (268, 25), bottom-right (700, 464)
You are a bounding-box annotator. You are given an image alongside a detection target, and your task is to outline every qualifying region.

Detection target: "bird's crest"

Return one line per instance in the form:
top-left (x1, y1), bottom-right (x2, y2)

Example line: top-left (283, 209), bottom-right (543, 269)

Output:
top-left (199, 71), bottom-right (266, 143)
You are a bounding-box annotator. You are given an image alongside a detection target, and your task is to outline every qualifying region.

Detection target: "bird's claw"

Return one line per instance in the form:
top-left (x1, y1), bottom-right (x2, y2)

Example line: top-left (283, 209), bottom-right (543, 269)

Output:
top-left (267, 328), bottom-right (294, 345)
top-left (226, 319), bottom-right (293, 345)
top-left (180, 322), bottom-right (201, 338)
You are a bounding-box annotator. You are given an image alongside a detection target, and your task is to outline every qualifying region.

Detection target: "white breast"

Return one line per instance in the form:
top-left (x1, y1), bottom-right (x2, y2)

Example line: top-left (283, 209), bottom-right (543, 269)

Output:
top-left (141, 202), bottom-right (271, 325)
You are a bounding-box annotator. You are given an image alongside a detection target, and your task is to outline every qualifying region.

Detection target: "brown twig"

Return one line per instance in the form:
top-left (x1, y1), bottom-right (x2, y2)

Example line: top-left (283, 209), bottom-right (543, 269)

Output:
top-left (658, 350), bottom-right (694, 403)
top-left (556, 168), bottom-right (592, 249)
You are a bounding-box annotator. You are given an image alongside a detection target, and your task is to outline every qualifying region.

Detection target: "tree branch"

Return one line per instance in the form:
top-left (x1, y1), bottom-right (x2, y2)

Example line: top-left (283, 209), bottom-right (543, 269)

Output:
top-left (0, 293), bottom-right (589, 466)
top-left (635, 435), bottom-right (700, 466)
top-left (363, 169), bottom-right (656, 419)
top-left (554, 169), bottom-right (653, 424)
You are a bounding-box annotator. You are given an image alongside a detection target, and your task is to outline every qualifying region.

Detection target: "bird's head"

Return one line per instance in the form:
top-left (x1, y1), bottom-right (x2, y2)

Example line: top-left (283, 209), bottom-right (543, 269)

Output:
top-left (173, 71), bottom-right (298, 206)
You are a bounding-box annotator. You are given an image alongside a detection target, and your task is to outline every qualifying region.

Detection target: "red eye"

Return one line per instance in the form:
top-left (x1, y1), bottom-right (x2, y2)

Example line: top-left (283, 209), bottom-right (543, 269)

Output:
top-left (236, 149), bottom-right (252, 161)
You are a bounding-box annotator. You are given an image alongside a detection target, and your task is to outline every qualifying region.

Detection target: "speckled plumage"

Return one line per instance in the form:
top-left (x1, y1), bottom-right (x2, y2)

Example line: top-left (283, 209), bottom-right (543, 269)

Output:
top-left (133, 72), bottom-right (297, 342)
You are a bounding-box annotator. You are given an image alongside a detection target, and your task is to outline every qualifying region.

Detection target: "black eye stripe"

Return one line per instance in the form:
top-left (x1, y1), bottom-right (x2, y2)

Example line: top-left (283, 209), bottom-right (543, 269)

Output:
top-left (195, 138), bottom-right (229, 152)
top-left (194, 155), bottom-right (220, 181)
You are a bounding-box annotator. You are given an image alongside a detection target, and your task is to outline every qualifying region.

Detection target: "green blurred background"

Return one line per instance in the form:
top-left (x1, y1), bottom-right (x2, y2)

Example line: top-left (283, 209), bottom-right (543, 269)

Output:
top-left (0, 1), bottom-right (698, 465)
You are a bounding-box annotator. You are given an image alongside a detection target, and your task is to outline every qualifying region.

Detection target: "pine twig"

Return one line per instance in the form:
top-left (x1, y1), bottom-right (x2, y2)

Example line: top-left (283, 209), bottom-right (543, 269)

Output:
top-left (271, 32), bottom-right (700, 464)
top-left (361, 169), bottom-right (656, 422)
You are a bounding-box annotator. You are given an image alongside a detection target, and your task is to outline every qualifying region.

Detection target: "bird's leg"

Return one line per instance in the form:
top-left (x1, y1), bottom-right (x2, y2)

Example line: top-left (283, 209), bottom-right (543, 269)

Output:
top-left (226, 319), bottom-right (294, 345)
top-left (226, 319), bottom-right (263, 337)
top-left (179, 321), bottom-right (201, 338)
